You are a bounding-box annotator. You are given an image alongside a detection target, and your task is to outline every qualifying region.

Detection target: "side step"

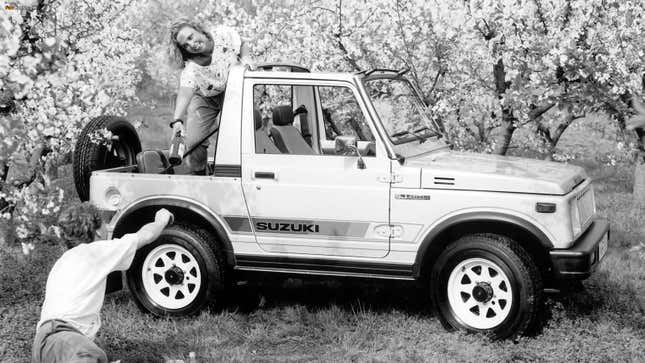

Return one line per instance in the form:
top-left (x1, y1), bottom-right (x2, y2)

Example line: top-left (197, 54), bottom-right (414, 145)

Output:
top-left (234, 255), bottom-right (416, 281)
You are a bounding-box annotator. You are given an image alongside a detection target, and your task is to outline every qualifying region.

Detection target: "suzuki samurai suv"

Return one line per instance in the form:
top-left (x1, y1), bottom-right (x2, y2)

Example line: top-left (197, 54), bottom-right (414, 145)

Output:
top-left (72, 64), bottom-right (609, 339)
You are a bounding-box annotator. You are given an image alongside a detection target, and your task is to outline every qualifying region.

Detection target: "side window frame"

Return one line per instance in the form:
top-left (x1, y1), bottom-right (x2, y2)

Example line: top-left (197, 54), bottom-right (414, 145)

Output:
top-left (316, 84), bottom-right (374, 138)
top-left (249, 78), bottom-right (383, 158)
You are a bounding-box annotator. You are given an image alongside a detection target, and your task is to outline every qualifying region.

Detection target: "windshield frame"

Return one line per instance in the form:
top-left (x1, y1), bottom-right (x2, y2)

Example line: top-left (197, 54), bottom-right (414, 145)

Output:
top-left (359, 72), bottom-right (448, 158)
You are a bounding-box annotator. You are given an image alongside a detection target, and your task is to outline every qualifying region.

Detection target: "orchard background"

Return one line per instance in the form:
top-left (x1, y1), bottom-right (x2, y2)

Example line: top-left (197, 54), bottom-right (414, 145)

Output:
top-left (1, 0), bottom-right (644, 361)
top-left (2, 0), bottom-right (645, 244)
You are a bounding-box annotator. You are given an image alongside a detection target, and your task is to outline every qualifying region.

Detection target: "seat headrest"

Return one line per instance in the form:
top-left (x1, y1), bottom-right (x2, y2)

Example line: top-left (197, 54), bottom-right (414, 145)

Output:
top-left (254, 109), bottom-right (262, 130)
top-left (272, 105), bottom-right (293, 126)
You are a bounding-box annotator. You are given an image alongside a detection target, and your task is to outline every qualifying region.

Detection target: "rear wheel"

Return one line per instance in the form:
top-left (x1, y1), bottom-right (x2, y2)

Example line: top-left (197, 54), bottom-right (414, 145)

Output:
top-left (431, 234), bottom-right (543, 340)
top-left (126, 224), bottom-right (226, 316)
top-left (73, 115), bottom-right (141, 201)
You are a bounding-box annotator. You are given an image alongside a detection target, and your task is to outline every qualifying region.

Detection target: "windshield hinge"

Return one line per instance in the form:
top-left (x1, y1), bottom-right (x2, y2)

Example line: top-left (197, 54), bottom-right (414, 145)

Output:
top-left (378, 173), bottom-right (402, 184)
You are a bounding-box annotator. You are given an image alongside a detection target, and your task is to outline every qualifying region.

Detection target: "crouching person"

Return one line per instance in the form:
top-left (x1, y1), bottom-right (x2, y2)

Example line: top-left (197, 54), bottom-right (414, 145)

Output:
top-left (32, 202), bottom-right (173, 363)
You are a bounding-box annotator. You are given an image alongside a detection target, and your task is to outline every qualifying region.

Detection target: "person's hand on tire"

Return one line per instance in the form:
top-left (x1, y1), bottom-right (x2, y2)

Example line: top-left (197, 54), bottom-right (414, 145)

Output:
top-left (155, 208), bottom-right (174, 227)
top-left (171, 121), bottom-right (186, 138)
top-left (134, 208), bottom-right (175, 248)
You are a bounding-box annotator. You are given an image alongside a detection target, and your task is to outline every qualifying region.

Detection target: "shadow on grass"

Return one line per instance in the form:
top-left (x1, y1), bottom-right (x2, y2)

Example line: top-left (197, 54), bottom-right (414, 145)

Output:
top-left (227, 277), bottom-right (433, 317)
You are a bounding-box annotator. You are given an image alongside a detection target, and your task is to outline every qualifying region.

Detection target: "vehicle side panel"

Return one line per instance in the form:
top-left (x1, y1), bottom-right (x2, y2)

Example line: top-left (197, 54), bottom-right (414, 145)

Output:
top-left (389, 185), bottom-right (579, 259)
top-left (90, 173), bottom-right (256, 249)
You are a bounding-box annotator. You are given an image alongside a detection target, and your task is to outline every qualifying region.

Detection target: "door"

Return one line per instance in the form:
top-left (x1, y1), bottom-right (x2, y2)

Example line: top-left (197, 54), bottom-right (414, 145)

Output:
top-left (241, 79), bottom-right (391, 258)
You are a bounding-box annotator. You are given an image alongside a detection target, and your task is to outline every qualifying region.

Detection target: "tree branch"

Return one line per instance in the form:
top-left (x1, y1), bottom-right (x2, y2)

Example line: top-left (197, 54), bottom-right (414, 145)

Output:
top-left (393, 0), bottom-right (428, 102)
top-left (532, 0), bottom-right (549, 35)
top-left (535, 119), bottom-right (553, 145)
top-left (551, 110), bottom-right (583, 145)
top-left (332, 0), bottom-right (362, 71)
top-left (562, 0), bottom-right (573, 30)
top-left (428, 68), bottom-right (444, 96)
top-left (528, 103), bottom-right (555, 120)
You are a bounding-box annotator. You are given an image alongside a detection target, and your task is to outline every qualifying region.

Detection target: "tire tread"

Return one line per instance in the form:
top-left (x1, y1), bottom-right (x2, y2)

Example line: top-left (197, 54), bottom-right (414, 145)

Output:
top-left (73, 115), bottom-right (140, 201)
top-left (431, 233), bottom-right (544, 339)
top-left (126, 223), bottom-right (227, 316)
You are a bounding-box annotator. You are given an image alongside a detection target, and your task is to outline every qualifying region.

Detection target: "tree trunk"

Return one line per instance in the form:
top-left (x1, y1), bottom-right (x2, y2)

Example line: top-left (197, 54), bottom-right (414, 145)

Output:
top-left (491, 57), bottom-right (516, 155)
top-left (0, 159), bottom-right (11, 246)
top-left (633, 76), bottom-right (645, 200)
top-left (633, 129), bottom-right (645, 200)
top-left (535, 105), bottom-right (578, 160)
top-left (0, 159), bottom-right (8, 210)
top-left (493, 120), bottom-right (515, 155)
top-left (634, 157), bottom-right (645, 201)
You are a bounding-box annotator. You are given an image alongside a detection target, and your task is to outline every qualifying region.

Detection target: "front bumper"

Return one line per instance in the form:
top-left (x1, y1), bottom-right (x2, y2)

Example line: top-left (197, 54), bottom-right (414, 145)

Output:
top-left (549, 218), bottom-right (609, 280)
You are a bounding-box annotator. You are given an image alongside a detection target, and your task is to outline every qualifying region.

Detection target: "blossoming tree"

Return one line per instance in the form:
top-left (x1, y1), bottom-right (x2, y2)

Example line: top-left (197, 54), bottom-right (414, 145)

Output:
top-left (4, 0), bottom-right (645, 247)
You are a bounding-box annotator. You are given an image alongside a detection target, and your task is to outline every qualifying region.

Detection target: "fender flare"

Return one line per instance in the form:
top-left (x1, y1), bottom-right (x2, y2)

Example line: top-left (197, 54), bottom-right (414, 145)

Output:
top-left (111, 196), bottom-right (235, 266)
top-left (413, 211), bottom-right (553, 276)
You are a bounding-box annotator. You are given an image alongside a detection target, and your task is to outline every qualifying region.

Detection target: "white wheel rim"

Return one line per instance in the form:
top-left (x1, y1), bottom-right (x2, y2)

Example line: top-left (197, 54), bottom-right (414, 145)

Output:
top-left (447, 258), bottom-right (513, 330)
top-left (141, 244), bottom-right (202, 310)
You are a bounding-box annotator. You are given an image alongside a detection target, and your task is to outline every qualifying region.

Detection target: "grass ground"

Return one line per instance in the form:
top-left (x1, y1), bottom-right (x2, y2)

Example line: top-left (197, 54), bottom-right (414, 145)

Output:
top-left (1, 158), bottom-right (644, 362)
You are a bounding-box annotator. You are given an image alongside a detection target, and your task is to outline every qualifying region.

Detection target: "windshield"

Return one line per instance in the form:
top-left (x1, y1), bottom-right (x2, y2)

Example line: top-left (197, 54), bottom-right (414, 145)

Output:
top-left (363, 76), bottom-right (447, 158)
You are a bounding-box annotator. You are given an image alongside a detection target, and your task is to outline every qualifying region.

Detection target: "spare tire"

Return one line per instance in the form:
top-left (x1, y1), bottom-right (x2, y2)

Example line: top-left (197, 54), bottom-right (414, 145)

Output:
top-left (73, 116), bottom-right (141, 201)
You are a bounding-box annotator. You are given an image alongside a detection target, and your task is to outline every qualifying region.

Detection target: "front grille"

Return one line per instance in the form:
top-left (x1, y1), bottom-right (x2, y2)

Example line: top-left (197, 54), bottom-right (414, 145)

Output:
top-left (576, 187), bottom-right (594, 228)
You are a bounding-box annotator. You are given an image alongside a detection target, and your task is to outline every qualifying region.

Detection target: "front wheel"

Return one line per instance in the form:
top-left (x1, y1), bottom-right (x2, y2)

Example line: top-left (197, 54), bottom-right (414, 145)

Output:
top-left (126, 224), bottom-right (226, 316)
top-left (431, 234), bottom-right (543, 340)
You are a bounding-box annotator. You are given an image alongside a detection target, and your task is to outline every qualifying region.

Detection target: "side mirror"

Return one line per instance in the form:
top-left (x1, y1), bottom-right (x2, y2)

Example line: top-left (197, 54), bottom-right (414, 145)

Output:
top-left (334, 136), bottom-right (366, 169)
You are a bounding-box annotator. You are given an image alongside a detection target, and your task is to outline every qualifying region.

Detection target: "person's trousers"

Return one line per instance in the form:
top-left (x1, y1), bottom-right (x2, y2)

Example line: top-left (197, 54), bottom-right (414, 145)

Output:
top-left (32, 319), bottom-right (107, 363)
top-left (185, 93), bottom-right (224, 174)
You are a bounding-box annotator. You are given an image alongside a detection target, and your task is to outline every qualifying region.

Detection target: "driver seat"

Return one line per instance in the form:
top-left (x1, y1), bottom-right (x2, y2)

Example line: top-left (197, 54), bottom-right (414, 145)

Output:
top-left (270, 105), bottom-right (315, 154)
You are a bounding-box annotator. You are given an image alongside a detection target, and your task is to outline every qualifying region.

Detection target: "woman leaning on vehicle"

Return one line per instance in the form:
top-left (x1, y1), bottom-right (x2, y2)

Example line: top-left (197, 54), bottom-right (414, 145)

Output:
top-left (167, 18), bottom-right (253, 175)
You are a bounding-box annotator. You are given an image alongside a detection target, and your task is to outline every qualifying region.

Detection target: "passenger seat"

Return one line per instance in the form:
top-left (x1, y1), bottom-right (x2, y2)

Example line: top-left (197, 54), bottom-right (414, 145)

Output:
top-left (270, 105), bottom-right (315, 154)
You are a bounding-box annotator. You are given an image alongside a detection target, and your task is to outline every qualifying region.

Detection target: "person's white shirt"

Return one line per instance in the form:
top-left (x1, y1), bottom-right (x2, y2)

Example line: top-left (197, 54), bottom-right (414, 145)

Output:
top-left (179, 25), bottom-right (242, 97)
top-left (37, 234), bottom-right (139, 340)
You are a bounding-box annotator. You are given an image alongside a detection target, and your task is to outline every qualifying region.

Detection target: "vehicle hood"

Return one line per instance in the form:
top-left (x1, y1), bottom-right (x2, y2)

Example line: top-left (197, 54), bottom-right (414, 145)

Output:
top-left (407, 151), bottom-right (587, 195)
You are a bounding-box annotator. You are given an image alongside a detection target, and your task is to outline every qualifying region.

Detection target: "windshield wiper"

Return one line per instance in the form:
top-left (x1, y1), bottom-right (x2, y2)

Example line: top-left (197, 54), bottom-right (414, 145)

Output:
top-left (391, 126), bottom-right (439, 143)
top-left (412, 126), bottom-right (440, 139)
top-left (391, 129), bottom-right (424, 142)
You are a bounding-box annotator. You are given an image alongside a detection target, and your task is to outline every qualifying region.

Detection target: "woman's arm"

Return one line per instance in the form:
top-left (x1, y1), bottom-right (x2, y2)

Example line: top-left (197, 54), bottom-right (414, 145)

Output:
top-left (171, 86), bottom-right (194, 136)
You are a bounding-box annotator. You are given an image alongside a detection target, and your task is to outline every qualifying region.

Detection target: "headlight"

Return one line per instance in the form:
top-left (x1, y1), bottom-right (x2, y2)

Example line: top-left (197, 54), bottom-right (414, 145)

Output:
top-left (570, 185), bottom-right (596, 238)
top-left (570, 198), bottom-right (581, 236)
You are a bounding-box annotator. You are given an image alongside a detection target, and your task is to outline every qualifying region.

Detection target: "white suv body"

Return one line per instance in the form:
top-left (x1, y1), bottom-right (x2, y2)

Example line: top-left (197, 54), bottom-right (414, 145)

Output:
top-left (85, 65), bottom-right (608, 339)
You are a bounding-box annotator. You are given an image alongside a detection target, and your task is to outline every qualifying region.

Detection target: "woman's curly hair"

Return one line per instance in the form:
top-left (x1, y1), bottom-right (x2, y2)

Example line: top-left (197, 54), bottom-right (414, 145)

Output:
top-left (57, 202), bottom-right (102, 249)
top-left (167, 18), bottom-right (212, 69)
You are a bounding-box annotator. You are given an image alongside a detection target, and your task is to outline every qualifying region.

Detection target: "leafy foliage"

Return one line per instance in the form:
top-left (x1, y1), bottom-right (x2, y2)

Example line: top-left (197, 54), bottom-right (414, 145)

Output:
top-left (4, 0), bottom-right (645, 245)
top-left (1, 0), bottom-right (142, 244)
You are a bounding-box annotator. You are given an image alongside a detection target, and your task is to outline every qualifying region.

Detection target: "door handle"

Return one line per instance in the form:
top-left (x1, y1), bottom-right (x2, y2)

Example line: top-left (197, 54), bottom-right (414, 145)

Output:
top-left (254, 171), bottom-right (276, 179)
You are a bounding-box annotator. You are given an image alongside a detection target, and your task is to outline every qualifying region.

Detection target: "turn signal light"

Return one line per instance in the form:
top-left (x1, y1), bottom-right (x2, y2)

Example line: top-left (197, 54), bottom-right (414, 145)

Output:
top-left (535, 202), bottom-right (556, 213)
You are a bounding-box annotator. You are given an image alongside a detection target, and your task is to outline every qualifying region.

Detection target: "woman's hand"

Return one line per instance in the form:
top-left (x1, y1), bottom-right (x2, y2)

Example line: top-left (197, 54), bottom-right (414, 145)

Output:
top-left (172, 121), bottom-right (186, 138)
